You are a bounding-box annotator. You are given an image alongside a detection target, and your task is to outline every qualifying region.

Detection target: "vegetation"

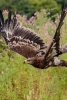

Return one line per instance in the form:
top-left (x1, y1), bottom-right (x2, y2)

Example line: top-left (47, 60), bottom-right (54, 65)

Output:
top-left (0, 10), bottom-right (67, 100)
top-left (0, 0), bottom-right (66, 18)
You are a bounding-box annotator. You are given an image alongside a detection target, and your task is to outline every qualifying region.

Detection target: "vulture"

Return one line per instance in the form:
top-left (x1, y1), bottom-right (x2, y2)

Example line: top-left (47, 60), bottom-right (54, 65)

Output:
top-left (0, 8), bottom-right (67, 69)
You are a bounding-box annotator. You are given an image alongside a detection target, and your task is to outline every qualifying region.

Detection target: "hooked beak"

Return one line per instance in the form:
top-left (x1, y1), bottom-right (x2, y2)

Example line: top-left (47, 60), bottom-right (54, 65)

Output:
top-left (23, 60), bottom-right (30, 64)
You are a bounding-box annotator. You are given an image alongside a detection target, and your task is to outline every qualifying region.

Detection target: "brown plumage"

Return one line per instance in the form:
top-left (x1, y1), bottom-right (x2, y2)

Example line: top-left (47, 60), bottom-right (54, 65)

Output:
top-left (0, 8), bottom-right (67, 69)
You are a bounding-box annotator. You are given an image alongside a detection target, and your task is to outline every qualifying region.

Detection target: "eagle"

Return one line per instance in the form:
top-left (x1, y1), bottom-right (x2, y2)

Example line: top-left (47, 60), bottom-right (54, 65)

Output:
top-left (0, 8), bottom-right (67, 69)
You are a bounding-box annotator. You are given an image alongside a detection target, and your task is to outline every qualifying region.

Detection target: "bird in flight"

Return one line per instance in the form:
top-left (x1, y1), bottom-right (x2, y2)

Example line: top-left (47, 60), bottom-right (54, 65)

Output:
top-left (0, 8), bottom-right (67, 69)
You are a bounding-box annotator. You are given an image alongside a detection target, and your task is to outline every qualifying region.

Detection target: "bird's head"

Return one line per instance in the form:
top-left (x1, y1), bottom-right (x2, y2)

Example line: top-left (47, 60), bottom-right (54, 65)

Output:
top-left (24, 56), bottom-right (45, 69)
top-left (24, 58), bottom-right (35, 65)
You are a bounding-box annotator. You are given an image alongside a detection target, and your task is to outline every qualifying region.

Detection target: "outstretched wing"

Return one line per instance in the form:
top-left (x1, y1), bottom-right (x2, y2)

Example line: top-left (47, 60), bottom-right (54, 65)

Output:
top-left (45, 8), bottom-right (67, 61)
top-left (8, 27), bottom-right (46, 58)
top-left (0, 10), bottom-right (46, 58)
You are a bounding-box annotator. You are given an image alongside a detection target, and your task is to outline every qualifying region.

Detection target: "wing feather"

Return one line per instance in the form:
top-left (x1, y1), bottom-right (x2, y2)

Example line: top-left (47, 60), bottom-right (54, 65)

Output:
top-left (8, 36), bottom-right (42, 58)
top-left (13, 27), bottom-right (46, 50)
top-left (9, 27), bottom-right (46, 58)
top-left (0, 10), bottom-right (46, 58)
top-left (0, 10), bottom-right (4, 26)
top-left (45, 8), bottom-right (67, 61)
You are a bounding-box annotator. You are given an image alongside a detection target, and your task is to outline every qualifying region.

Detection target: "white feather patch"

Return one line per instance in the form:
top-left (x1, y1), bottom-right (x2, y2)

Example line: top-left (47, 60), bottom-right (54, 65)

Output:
top-left (54, 57), bottom-right (60, 65)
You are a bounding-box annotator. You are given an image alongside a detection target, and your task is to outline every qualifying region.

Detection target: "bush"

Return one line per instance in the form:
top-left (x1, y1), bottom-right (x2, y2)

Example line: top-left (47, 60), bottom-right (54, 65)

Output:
top-left (0, 0), bottom-right (62, 18)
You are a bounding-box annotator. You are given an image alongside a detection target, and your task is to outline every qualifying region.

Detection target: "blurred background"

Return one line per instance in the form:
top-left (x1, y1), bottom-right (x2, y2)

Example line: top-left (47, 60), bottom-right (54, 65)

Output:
top-left (0, 0), bottom-right (67, 19)
top-left (0, 0), bottom-right (67, 100)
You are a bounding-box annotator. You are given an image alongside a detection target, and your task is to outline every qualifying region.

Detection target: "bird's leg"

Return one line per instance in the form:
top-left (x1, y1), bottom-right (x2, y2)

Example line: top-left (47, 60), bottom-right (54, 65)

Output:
top-left (51, 57), bottom-right (67, 67)
top-left (61, 43), bottom-right (67, 54)
top-left (56, 43), bottom-right (67, 56)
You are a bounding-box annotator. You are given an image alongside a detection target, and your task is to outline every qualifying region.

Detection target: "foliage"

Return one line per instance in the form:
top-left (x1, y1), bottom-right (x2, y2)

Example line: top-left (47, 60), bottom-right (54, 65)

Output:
top-left (56, 0), bottom-right (67, 6)
top-left (0, 0), bottom-right (63, 18)
top-left (0, 0), bottom-right (35, 18)
top-left (29, 0), bottom-right (61, 17)
top-left (0, 10), bottom-right (67, 100)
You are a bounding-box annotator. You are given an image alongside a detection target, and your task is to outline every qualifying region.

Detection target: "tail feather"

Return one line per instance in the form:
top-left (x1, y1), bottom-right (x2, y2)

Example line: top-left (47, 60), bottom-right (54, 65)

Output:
top-left (8, 11), bottom-right (11, 27)
top-left (0, 10), bottom-right (4, 26)
top-left (0, 21), bottom-right (1, 27)
top-left (3, 11), bottom-right (17, 30)
top-left (12, 13), bottom-right (17, 29)
top-left (0, 10), bottom-right (19, 40)
top-left (0, 21), bottom-right (1, 31)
